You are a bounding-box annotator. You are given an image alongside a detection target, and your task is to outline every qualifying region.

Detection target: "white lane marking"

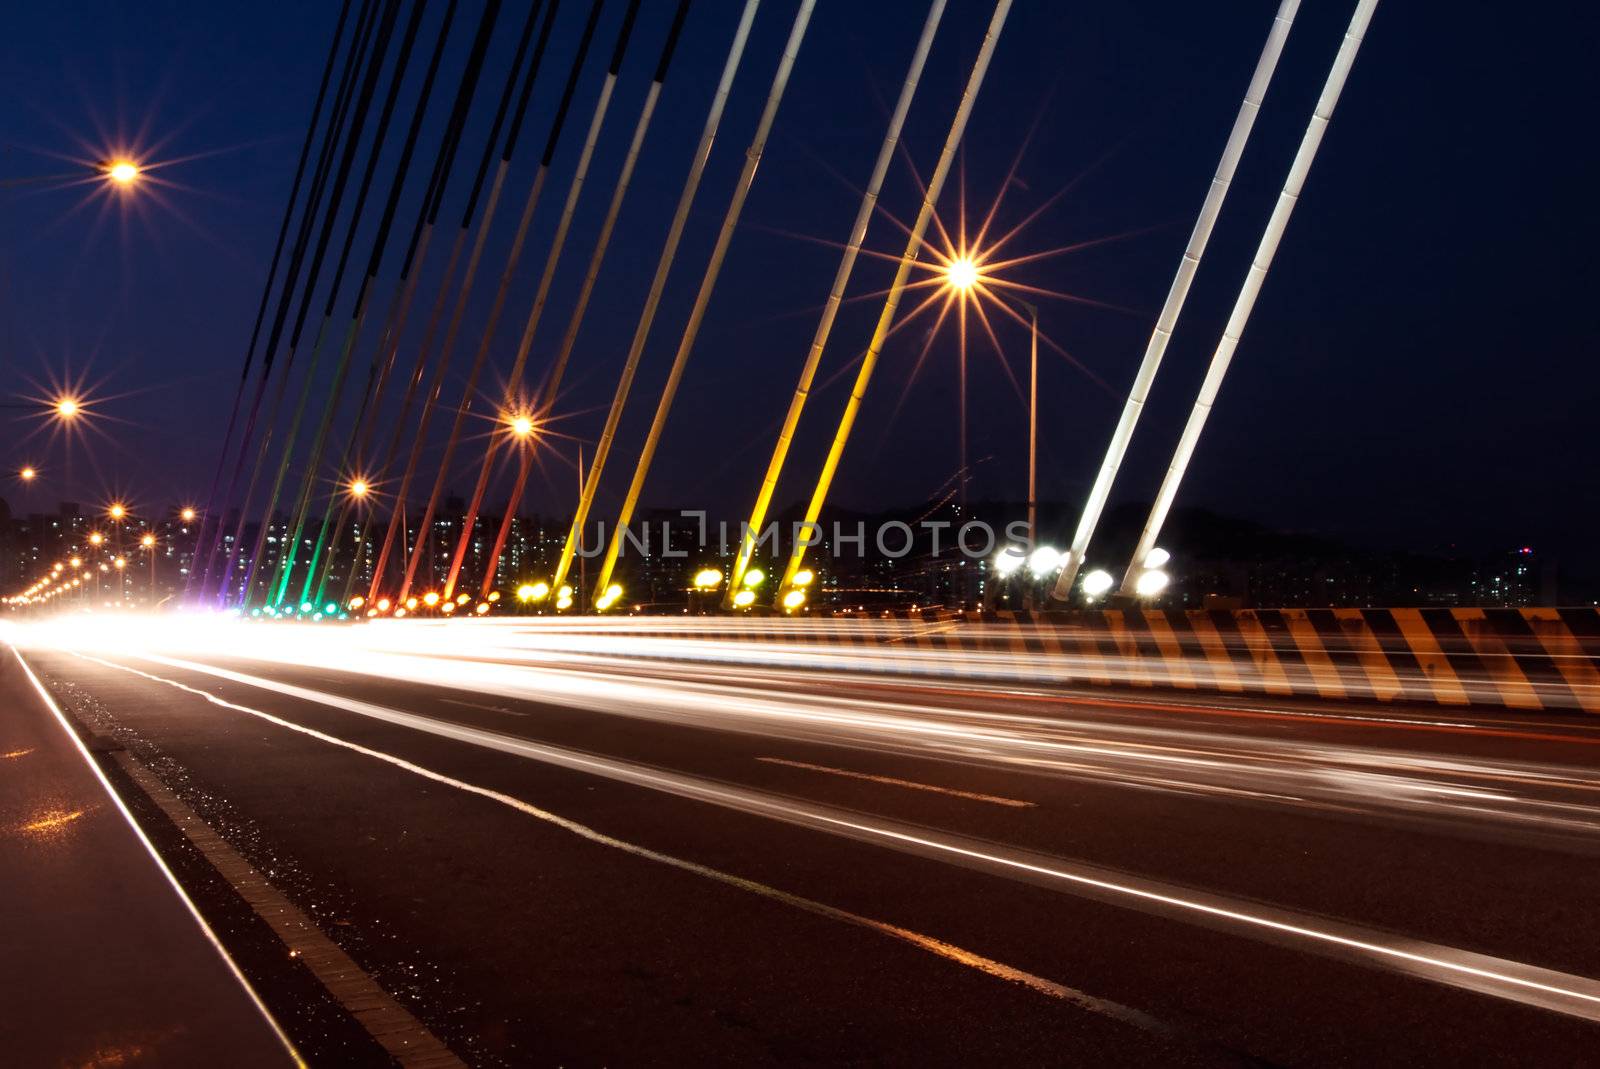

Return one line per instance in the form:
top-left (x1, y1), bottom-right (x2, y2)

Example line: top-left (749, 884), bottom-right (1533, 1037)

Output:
top-left (439, 697), bottom-right (525, 716)
top-left (111, 751), bottom-right (464, 1068)
top-left (83, 651), bottom-right (1600, 1024)
top-left (7, 646), bottom-right (305, 1067)
top-left (756, 756), bottom-right (1035, 808)
top-left (71, 652), bottom-right (1171, 1038)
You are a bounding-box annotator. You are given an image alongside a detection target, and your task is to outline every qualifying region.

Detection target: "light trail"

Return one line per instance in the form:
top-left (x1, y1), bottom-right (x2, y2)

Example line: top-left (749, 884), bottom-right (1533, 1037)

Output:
top-left (59, 650), bottom-right (1174, 1041)
top-left (11, 613), bottom-right (1600, 844)
top-left (48, 646), bottom-right (1600, 1024)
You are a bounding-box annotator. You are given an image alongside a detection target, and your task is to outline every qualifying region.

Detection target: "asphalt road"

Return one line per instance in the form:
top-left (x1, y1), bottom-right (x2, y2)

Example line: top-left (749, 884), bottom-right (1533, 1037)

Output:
top-left (13, 622), bottom-right (1600, 1066)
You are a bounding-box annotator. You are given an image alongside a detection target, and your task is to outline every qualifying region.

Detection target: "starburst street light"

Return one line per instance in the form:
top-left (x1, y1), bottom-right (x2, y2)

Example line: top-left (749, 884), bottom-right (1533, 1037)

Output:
top-left (506, 412), bottom-right (537, 439)
top-left (55, 397), bottom-right (81, 419)
top-left (108, 503), bottom-right (127, 521)
top-left (103, 159), bottom-right (142, 186)
top-left (946, 255), bottom-right (980, 292)
top-left (348, 478), bottom-right (370, 499)
top-left (19, 466), bottom-right (36, 482)
top-left (180, 507), bottom-right (197, 523)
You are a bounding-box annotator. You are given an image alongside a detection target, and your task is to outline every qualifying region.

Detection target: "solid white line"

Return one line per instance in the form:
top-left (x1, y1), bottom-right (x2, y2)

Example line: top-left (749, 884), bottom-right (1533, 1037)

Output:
top-left (69, 651), bottom-right (1171, 1037)
top-left (110, 751), bottom-right (464, 1067)
top-left (7, 645), bottom-right (305, 1067)
top-left (81, 650), bottom-right (1600, 1024)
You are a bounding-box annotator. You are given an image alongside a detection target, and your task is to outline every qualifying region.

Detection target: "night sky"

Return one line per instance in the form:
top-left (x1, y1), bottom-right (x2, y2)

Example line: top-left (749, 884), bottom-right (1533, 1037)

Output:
top-left (4, 1), bottom-right (1596, 570)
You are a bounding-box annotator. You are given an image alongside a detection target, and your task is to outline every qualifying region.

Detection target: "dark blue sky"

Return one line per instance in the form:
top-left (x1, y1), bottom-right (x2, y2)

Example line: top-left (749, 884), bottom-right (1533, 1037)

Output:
top-left (3, 1), bottom-right (1596, 566)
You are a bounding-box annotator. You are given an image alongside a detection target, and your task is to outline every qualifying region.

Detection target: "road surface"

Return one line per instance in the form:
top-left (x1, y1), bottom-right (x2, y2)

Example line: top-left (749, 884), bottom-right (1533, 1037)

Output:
top-left (9, 618), bottom-right (1600, 1065)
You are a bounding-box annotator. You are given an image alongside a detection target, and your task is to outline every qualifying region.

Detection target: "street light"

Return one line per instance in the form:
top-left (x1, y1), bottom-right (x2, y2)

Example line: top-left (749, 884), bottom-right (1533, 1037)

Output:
top-left (19, 466), bottom-right (36, 482)
top-left (1027, 545), bottom-right (1063, 578)
top-left (141, 534), bottom-right (157, 600)
top-left (348, 479), bottom-right (369, 499)
top-left (946, 256), bottom-right (980, 292)
top-left (103, 159), bottom-right (141, 186)
top-left (994, 545), bottom-right (1026, 578)
top-left (108, 503), bottom-right (127, 521)
top-left (507, 412), bottom-right (537, 439)
top-left (180, 507), bottom-right (197, 524)
top-left (1082, 569), bottom-right (1115, 599)
top-left (1134, 569), bottom-right (1170, 598)
top-left (55, 397), bottom-right (80, 419)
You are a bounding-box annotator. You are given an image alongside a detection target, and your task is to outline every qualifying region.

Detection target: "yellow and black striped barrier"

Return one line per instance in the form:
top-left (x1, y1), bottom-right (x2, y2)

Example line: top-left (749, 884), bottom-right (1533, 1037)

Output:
top-left (587, 607), bottom-right (1600, 714)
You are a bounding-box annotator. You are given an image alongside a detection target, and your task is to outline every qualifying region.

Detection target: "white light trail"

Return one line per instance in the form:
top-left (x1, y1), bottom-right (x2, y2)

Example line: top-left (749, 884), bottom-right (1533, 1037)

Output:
top-left (54, 647), bottom-right (1600, 1024)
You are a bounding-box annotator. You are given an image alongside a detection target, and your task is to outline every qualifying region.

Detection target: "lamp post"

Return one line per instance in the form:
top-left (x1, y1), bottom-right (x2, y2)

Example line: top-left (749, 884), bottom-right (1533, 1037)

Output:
top-left (1020, 300), bottom-right (1039, 608)
top-left (1022, 301), bottom-right (1038, 548)
top-left (141, 533), bottom-right (158, 601)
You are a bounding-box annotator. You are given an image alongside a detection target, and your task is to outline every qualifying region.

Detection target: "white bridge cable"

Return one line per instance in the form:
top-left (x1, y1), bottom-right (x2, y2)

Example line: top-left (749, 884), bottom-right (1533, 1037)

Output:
top-left (1051, 0), bottom-right (1303, 601)
top-left (1119, 0), bottom-right (1381, 595)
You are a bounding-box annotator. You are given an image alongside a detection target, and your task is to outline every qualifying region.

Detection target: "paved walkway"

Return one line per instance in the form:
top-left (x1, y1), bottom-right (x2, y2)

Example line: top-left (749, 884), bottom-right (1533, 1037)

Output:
top-left (0, 644), bottom-right (297, 1068)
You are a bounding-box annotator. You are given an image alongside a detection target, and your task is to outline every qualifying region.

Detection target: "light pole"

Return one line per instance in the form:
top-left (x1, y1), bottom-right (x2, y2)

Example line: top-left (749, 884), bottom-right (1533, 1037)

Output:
top-left (141, 533), bottom-right (157, 601)
top-left (1022, 300), bottom-right (1038, 550)
top-left (1021, 299), bottom-right (1039, 609)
